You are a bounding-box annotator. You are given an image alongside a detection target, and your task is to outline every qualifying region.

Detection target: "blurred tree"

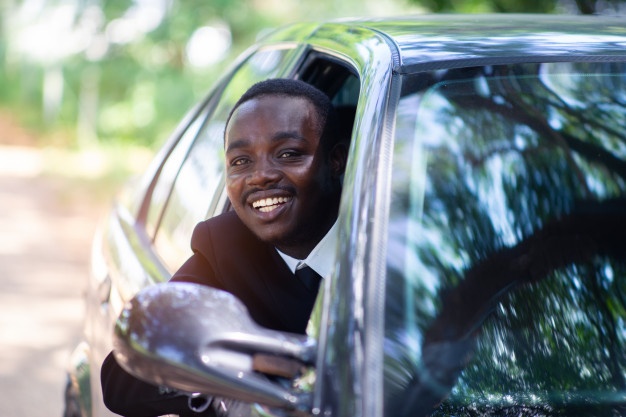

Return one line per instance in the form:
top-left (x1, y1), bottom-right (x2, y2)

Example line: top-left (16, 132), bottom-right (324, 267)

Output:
top-left (408, 0), bottom-right (626, 13)
top-left (5, 0), bottom-right (623, 150)
top-left (1, 0), bottom-right (405, 148)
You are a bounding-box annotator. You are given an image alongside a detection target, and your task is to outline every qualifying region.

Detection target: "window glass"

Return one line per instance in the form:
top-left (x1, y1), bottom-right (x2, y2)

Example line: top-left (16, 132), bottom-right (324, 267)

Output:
top-left (154, 48), bottom-right (292, 272)
top-left (145, 110), bottom-right (208, 238)
top-left (385, 62), bottom-right (626, 417)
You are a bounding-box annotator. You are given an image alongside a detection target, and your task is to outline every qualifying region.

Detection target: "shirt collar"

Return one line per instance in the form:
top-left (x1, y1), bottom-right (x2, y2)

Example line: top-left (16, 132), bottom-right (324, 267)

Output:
top-left (276, 221), bottom-right (338, 279)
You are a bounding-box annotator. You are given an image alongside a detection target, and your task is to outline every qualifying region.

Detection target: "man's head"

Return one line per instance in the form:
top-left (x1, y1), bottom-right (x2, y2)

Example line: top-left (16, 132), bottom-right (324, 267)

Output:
top-left (224, 79), bottom-right (347, 259)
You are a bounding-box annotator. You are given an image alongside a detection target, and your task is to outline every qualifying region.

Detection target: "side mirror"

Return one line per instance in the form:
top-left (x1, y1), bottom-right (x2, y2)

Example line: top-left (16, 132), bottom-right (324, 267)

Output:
top-left (112, 282), bottom-right (317, 410)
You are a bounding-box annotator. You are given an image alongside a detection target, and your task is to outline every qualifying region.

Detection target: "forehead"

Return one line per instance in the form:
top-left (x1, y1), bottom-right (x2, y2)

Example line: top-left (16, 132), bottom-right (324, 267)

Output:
top-left (226, 95), bottom-right (319, 138)
top-left (233, 94), bottom-right (315, 122)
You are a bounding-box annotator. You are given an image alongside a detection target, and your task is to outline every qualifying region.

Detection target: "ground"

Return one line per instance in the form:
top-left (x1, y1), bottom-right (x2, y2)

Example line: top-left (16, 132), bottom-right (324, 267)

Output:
top-left (0, 113), bottom-right (150, 417)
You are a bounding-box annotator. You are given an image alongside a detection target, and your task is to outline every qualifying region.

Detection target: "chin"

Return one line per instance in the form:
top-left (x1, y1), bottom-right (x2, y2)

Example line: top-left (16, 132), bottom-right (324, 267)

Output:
top-left (250, 225), bottom-right (291, 246)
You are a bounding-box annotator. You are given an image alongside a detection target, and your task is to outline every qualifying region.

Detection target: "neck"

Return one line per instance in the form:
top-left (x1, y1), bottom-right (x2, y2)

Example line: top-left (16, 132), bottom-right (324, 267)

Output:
top-left (276, 215), bottom-right (336, 260)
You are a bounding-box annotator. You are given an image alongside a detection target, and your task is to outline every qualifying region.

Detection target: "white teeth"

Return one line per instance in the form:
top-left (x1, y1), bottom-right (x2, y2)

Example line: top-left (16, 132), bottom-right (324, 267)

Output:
top-left (252, 196), bottom-right (291, 210)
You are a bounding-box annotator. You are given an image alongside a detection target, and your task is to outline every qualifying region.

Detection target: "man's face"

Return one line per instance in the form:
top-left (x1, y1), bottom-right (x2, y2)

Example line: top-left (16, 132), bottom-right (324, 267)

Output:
top-left (225, 95), bottom-right (343, 258)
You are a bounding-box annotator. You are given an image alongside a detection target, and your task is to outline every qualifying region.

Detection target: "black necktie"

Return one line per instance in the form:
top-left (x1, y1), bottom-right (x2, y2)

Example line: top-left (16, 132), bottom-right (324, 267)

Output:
top-left (295, 265), bottom-right (322, 292)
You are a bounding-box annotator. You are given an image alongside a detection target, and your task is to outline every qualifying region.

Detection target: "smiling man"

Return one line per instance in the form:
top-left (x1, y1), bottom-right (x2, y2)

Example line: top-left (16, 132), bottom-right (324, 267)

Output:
top-left (168, 79), bottom-right (347, 333)
top-left (101, 79), bottom-right (348, 417)
top-left (225, 82), bottom-right (344, 259)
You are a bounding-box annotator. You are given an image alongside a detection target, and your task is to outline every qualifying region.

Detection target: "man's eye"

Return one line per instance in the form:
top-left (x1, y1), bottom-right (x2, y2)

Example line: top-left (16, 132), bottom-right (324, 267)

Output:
top-left (231, 158), bottom-right (249, 166)
top-left (279, 151), bottom-right (300, 158)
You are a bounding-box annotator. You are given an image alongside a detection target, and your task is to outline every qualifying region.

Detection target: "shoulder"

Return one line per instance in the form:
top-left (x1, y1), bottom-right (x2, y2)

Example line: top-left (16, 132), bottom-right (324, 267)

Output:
top-left (191, 211), bottom-right (263, 252)
top-left (193, 210), bottom-right (246, 235)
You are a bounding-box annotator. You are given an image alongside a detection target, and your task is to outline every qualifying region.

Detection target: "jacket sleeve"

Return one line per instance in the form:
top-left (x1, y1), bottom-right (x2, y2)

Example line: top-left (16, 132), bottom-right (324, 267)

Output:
top-left (101, 222), bottom-right (219, 417)
top-left (100, 351), bottom-right (216, 417)
top-left (170, 221), bottom-right (222, 288)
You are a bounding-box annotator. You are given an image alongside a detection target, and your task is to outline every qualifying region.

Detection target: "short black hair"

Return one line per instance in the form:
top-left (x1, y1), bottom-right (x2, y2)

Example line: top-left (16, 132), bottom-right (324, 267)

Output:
top-left (224, 78), bottom-right (339, 154)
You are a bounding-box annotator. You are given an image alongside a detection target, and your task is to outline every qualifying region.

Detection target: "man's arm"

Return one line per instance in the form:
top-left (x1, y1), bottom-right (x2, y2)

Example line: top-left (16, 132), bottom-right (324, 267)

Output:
top-left (101, 222), bottom-right (221, 417)
top-left (100, 350), bottom-right (210, 417)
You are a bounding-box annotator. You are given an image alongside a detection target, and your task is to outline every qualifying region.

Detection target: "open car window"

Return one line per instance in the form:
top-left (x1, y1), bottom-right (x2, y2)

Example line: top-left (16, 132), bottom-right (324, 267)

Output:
top-left (299, 53), bottom-right (360, 143)
top-left (151, 50), bottom-right (361, 274)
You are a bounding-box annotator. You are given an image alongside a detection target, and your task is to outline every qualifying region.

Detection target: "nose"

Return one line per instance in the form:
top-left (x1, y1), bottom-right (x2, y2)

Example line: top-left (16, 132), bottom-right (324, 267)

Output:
top-left (246, 157), bottom-right (281, 188)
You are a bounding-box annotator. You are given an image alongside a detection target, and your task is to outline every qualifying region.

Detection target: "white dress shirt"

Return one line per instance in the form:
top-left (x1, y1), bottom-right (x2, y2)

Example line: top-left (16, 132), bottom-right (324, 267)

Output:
top-left (276, 221), bottom-right (338, 280)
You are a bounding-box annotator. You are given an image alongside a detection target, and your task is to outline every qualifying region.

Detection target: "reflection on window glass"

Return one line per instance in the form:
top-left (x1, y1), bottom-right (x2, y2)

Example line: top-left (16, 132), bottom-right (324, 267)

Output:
top-left (145, 111), bottom-right (207, 239)
top-left (154, 48), bottom-right (291, 272)
top-left (385, 62), bottom-right (626, 417)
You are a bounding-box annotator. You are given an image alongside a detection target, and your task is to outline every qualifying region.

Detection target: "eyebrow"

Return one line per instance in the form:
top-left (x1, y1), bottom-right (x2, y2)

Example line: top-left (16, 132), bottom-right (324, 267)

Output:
top-left (225, 131), bottom-right (307, 153)
top-left (225, 138), bottom-right (249, 153)
top-left (272, 131), bottom-right (306, 142)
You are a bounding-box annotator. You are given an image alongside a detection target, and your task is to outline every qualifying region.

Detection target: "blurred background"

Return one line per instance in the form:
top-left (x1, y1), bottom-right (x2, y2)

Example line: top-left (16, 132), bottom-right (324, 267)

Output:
top-left (0, 0), bottom-right (624, 416)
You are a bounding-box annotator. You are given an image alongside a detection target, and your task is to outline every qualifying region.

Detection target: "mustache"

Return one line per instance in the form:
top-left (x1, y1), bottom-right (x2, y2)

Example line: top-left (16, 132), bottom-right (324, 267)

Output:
top-left (241, 185), bottom-right (296, 203)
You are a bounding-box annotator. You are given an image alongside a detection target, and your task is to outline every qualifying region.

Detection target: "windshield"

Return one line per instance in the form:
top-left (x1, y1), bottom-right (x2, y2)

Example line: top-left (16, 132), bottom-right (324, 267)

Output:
top-left (385, 62), bottom-right (626, 417)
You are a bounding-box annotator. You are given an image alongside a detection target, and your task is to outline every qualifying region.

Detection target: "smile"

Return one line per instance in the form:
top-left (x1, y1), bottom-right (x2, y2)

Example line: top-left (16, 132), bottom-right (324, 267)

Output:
top-left (251, 196), bottom-right (292, 212)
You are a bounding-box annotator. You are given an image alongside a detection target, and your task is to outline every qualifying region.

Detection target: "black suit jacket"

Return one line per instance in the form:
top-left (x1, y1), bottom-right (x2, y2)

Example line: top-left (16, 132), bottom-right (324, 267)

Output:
top-left (101, 211), bottom-right (319, 417)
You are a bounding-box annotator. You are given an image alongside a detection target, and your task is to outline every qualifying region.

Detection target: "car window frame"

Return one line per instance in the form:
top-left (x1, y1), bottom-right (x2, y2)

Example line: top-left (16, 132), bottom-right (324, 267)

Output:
top-left (298, 28), bottom-right (401, 417)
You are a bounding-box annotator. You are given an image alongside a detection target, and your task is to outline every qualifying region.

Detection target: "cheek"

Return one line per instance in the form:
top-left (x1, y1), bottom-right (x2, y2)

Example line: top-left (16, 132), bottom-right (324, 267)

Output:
top-left (306, 163), bottom-right (334, 191)
top-left (291, 159), bottom-right (326, 186)
top-left (225, 179), bottom-right (241, 203)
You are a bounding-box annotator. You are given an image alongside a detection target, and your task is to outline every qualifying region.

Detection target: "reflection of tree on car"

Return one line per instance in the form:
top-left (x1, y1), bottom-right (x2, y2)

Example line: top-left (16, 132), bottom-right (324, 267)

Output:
top-left (442, 63), bottom-right (626, 189)
top-left (385, 62), bottom-right (626, 417)
top-left (388, 199), bottom-right (626, 417)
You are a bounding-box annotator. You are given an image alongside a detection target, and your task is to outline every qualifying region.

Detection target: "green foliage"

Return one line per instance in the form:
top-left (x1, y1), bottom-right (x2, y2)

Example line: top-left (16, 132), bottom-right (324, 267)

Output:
top-left (100, 0), bottom-right (134, 21)
top-left (2, 0), bottom-right (398, 149)
top-left (3, 0), bottom-right (623, 149)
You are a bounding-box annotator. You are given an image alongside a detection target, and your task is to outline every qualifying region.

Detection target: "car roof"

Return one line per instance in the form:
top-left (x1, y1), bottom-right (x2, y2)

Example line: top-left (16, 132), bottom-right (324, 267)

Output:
top-left (305, 14), bottom-right (626, 72)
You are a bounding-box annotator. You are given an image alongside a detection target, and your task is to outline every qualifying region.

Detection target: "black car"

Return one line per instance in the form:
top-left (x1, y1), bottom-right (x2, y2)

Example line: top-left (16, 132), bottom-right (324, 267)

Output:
top-left (66, 14), bottom-right (626, 417)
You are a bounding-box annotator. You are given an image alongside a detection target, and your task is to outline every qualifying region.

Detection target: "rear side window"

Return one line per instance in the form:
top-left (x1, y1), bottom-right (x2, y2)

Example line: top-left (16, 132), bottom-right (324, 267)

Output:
top-left (144, 108), bottom-right (209, 239)
top-left (385, 62), bottom-right (626, 417)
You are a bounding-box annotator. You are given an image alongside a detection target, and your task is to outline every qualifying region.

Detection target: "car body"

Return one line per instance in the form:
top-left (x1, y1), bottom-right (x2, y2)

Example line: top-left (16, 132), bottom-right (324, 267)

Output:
top-left (65, 14), bottom-right (626, 417)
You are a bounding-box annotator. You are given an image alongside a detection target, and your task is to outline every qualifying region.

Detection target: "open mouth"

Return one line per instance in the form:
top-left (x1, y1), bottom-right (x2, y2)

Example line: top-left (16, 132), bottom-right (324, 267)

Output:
top-left (251, 196), bottom-right (292, 213)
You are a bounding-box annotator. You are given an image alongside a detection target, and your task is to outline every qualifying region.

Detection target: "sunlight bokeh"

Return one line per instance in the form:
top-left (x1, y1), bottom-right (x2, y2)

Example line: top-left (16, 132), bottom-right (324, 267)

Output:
top-left (0, 0), bottom-right (415, 151)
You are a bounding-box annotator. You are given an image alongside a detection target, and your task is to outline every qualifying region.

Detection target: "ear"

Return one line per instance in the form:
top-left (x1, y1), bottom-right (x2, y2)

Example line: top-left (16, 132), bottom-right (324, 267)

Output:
top-left (329, 143), bottom-right (348, 177)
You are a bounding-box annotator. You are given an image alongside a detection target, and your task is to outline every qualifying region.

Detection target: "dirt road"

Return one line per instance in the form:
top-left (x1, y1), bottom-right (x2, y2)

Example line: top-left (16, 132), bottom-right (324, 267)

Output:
top-left (0, 145), bottom-right (123, 417)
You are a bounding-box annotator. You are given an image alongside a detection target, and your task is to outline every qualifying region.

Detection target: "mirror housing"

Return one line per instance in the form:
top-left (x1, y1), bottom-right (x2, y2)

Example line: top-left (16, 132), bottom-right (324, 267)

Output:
top-left (113, 282), bottom-right (317, 409)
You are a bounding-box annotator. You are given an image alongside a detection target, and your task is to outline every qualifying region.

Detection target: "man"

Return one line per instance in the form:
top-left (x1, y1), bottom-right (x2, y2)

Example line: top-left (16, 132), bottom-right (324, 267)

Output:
top-left (101, 78), bottom-right (348, 416)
